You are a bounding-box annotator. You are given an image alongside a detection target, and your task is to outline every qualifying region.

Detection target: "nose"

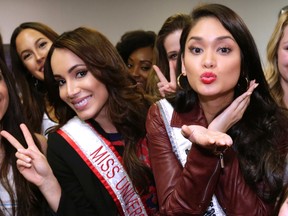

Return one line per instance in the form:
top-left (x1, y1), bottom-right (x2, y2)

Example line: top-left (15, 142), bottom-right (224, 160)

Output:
top-left (35, 53), bottom-right (45, 63)
top-left (66, 81), bottom-right (80, 98)
top-left (203, 50), bottom-right (215, 68)
top-left (130, 66), bottom-right (140, 77)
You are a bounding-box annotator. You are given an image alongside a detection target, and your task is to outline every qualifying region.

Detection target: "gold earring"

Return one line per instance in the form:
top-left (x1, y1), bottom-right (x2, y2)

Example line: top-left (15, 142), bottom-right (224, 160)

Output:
top-left (177, 73), bottom-right (184, 89)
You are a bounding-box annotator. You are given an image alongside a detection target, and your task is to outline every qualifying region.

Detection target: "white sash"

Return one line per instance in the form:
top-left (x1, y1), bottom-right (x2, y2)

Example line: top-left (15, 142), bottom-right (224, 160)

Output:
top-left (58, 116), bottom-right (148, 216)
top-left (157, 99), bottom-right (226, 216)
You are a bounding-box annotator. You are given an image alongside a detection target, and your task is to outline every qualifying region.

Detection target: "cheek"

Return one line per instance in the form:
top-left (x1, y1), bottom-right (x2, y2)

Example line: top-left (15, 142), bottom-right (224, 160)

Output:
top-left (23, 60), bottom-right (33, 70)
top-left (58, 88), bottom-right (66, 102)
top-left (0, 87), bottom-right (9, 115)
top-left (23, 60), bottom-right (36, 76)
top-left (278, 50), bottom-right (288, 67)
top-left (169, 60), bottom-right (177, 71)
top-left (140, 71), bottom-right (149, 79)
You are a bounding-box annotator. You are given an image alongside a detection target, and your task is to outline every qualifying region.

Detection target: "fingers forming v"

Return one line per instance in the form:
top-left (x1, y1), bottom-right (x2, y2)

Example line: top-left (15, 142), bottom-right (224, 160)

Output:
top-left (153, 65), bottom-right (167, 83)
top-left (0, 130), bottom-right (24, 150)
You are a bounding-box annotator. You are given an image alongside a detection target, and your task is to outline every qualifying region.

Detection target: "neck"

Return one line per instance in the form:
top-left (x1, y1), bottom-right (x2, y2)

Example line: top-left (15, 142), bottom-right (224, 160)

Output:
top-left (199, 92), bottom-right (234, 124)
top-left (94, 114), bottom-right (117, 134)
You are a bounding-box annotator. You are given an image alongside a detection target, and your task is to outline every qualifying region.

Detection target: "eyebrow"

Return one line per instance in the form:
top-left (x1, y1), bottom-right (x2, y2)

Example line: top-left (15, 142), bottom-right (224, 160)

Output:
top-left (20, 37), bottom-right (47, 56)
top-left (188, 35), bottom-right (235, 42)
top-left (67, 64), bottom-right (86, 73)
top-left (128, 57), bottom-right (152, 63)
top-left (53, 64), bottom-right (86, 78)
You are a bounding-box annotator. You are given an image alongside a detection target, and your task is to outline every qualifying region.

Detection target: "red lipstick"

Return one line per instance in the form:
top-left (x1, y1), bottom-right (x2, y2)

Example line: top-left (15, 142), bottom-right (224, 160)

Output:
top-left (200, 72), bottom-right (217, 84)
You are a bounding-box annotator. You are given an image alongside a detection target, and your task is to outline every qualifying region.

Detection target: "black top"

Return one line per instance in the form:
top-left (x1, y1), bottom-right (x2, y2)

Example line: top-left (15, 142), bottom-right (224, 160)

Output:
top-left (47, 119), bottom-right (123, 216)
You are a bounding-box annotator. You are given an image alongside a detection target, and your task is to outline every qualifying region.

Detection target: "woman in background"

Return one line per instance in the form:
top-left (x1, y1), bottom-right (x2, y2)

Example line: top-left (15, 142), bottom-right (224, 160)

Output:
top-left (0, 34), bottom-right (52, 216)
top-left (146, 13), bottom-right (191, 99)
top-left (10, 22), bottom-right (58, 136)
top-left (265, 9), bottom-right (288, 115)
top-left (116, 30), bottom-right (156, 92)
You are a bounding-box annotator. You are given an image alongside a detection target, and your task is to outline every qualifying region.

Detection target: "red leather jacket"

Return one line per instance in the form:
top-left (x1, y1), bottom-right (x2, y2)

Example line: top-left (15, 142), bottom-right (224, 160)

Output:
top-left (146, 103), bottom-right (274, 216)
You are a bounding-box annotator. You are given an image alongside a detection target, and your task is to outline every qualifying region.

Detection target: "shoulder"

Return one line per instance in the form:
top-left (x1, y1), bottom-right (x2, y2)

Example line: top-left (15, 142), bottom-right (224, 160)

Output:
top-left (47, 131), bottom-right (70, 152)
top-left (34, 133), bottom-right (48, 155)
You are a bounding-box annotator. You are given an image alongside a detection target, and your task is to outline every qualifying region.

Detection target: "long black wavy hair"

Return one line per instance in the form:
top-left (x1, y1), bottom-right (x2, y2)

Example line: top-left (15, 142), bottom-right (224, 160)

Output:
top-left (172, 3), bottom-right (288, 203)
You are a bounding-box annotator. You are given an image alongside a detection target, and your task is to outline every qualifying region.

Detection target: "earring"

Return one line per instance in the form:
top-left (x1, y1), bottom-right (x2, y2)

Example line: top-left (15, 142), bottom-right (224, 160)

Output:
top-left (245, 77), bottom-right (249, 89)
top-left (177, 73), bottom-right (184, 90)
top-left (237, 76), bottom-right (249, 90)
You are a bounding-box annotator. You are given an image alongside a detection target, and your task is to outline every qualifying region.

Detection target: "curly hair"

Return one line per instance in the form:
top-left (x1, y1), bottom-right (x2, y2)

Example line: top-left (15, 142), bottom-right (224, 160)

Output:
top-left (116, 30), bottom-right (156, 64)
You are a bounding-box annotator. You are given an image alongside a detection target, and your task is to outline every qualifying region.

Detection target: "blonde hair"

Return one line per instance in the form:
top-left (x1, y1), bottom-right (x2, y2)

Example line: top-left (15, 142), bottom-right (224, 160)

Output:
top-left (265, 11), bottom-right (288, 109)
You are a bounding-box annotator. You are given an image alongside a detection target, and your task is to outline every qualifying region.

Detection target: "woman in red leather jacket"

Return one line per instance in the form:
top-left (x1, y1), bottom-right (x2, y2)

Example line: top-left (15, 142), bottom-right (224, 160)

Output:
top-left (146, 3), bottom-right (288, 216)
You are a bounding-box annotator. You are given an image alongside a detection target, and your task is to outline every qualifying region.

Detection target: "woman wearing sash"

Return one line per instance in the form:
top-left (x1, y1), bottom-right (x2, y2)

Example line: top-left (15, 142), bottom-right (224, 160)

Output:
top-left (1, 27), bottom-right (158, 215)
top-left (146, 3), bottom-right (288, 215)
top-left (0, 36), bottom-right (53, 216)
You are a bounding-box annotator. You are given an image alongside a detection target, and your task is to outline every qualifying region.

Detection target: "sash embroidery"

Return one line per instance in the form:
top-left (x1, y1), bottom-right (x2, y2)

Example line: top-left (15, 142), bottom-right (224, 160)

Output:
top-left (58, 116), bottom-right (147, 216)
top-left (157, 99), bottom-right (226, 216)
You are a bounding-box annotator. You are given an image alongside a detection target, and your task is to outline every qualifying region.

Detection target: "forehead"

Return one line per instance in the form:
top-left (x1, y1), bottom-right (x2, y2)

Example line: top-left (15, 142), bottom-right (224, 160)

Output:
top-left (129, 46), bottom-right (154, 61)
top-left (164, 30), bottom-right (182, 50)
top-left (51, 48), bottom-right (84, 74)
top-left (17, 28), bottom-right (48, 42)
top-left (16, 28), bottom-right (50, 51)
top-left (188, 17), bottom-right (231, 38)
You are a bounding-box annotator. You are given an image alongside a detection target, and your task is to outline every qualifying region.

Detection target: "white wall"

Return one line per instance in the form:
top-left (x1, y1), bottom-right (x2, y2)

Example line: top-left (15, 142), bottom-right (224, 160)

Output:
top-left (0, 0), bottom-right (287, 64)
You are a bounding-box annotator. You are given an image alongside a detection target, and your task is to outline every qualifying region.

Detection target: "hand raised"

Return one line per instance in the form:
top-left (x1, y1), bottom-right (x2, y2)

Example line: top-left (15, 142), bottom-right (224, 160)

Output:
top-left (208, 80), bottom-right (258, 132)
top-left (154, 60), bottom-right (177, 97)
top-left (181, 124), bottom-right (233, 151)
top-left (0, 124), bottom-right (53, 187)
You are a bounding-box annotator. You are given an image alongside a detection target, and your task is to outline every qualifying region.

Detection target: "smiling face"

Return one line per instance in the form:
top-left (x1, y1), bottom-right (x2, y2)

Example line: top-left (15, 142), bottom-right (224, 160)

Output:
top-left (182, 17), bottom-right (241, 102)
top-left (127, 46), bottom-right (153, 88)
top-left (16, 28), bottom-right (53, 81)
top-left (51, 48), bottom-right (109, 122)
top-left (0, 71), bottom-right (9, 121)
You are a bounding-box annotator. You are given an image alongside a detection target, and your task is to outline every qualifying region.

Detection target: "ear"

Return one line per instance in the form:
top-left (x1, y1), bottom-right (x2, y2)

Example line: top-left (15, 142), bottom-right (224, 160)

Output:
top-left (181, 55), bottom-right (187, 76)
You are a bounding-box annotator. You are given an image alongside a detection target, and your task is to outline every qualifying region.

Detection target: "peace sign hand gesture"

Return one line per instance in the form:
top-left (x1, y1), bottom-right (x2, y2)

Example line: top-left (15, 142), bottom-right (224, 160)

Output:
top-left (0, 123), bottom-right (61, 211)
top-left (1, 124), bottom-right (52, 187)
top-left (154, 60), bottom-right (177, 97)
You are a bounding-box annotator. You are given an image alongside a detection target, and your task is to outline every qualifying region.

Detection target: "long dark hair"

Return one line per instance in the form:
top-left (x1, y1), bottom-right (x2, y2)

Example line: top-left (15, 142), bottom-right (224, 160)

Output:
top-left (10, 22), bottom-right (58, 133)
top-left (146, 13), bottom-right (191, 99)
top-left (44, 27), bottom-right (153, 193)
top-left (173, 3), bottom-right (288, 203)
top-left (156, 13), bottom-right (191, 81)
top-left (0, 50), bottom-right (44, 215)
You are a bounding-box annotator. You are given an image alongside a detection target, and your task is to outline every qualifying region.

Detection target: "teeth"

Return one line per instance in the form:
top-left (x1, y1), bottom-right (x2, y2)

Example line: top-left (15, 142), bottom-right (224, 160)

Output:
top-left (74, 97), bottom-right (89, 108)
